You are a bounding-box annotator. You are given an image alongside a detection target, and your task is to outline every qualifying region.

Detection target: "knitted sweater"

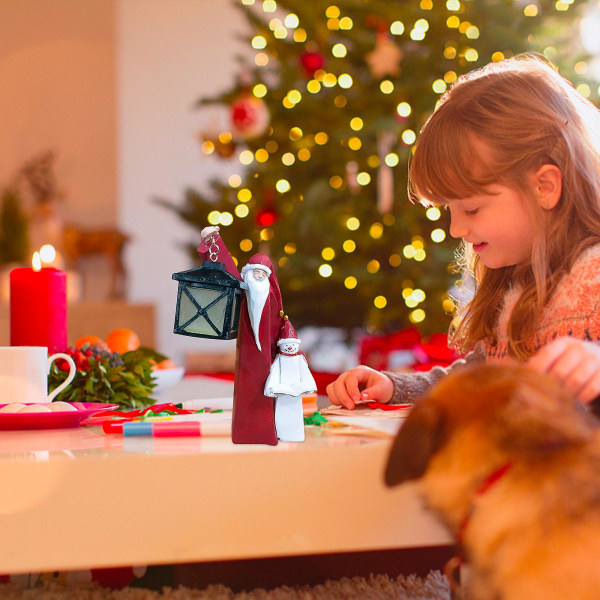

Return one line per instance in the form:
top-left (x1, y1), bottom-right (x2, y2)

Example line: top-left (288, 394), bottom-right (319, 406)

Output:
top-left (386, 243), bottom-right (600, 404)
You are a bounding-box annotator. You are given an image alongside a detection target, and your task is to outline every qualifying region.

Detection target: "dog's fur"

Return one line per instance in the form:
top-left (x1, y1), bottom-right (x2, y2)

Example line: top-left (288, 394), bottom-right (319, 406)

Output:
top-left (385, 363), bottom-right (600, 600)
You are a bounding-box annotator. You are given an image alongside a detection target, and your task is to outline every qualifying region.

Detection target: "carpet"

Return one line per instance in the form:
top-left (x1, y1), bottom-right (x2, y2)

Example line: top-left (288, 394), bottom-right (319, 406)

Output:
top-left (0, 571), bottom-right (450, 599)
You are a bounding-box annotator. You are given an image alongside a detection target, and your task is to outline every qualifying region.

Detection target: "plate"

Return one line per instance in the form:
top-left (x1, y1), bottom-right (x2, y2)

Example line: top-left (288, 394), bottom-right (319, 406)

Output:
top-left (152, 367), bottom-right (185, 393)
top-left (0, 402), bottom-right (118, 430)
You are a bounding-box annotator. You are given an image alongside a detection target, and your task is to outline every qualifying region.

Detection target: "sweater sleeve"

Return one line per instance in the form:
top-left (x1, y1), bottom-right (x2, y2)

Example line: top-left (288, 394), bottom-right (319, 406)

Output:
top-left (383, 345), bottom-right (484, 404)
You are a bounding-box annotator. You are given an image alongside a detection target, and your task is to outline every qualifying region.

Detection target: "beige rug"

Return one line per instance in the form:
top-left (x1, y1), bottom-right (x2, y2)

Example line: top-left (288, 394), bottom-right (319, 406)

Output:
top-left (0, 572), bottom-right (450, 599)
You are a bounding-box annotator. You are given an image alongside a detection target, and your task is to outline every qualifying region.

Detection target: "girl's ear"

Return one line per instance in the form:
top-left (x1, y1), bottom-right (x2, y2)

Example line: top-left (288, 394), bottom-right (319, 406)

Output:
top-left (533, 164), bottom-right (562, 210)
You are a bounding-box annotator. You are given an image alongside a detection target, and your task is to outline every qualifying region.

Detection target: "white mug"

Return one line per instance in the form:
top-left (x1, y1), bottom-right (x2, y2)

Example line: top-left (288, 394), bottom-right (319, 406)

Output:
top-left (0, 347), bottom-right (76, 404)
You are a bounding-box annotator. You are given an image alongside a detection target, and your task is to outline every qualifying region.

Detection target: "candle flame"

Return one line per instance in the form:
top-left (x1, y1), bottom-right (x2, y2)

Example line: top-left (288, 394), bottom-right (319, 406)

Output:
top-left (39, 244), bottom-right (57, 265)
top-left (32, 251), bottom-right (42, 272)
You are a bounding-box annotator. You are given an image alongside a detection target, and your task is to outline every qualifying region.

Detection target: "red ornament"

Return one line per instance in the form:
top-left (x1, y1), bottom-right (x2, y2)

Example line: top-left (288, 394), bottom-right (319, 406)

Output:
top-left (256, 206), bottom-right (278, 227)
top-left (230, 96), bottom-right (270, 140)
top-left (300, 51), bottom-right (325, 77)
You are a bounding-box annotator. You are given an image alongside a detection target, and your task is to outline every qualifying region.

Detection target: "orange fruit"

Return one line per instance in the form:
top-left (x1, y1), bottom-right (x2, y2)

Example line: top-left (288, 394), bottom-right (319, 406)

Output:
top-left (75, 335), bottom-right (106, 349)
top-left (155, 358), bottom-right (176, 370)
top-left (105, 328), bottom-right (141, 354)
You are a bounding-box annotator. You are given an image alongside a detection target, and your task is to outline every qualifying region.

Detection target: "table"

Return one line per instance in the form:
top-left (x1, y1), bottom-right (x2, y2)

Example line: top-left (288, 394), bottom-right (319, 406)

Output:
top-left (0, 375), bottom-right (450, 576)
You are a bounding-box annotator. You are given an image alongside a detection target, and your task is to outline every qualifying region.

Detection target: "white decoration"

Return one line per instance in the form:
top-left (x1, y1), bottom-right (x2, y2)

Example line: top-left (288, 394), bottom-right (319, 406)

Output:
top-left (265, 324), bottom-right (317, 442)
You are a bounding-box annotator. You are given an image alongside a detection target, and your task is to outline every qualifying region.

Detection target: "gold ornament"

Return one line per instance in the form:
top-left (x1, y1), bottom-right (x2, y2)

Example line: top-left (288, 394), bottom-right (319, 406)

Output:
top-left (365, 35), bottom-right (403, 78)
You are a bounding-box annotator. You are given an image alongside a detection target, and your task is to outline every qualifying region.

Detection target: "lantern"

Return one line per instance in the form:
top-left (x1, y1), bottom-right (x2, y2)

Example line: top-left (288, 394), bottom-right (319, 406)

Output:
top-left (172, 261), bottom-right (242, 340)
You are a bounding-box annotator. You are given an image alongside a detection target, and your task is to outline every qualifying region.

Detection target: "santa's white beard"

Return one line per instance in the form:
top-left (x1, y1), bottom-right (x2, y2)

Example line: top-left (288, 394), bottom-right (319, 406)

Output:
top-left (244, 272), bottom-right (270, 351)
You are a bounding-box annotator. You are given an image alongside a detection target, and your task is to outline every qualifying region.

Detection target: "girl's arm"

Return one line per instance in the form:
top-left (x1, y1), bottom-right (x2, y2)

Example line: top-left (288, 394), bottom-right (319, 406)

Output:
top-left (326, 347), bottom-right (484, 408)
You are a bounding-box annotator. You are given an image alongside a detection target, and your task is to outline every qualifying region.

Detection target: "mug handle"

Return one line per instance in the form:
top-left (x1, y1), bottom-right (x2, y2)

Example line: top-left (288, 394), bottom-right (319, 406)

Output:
top-left (47, 353), bottom-right (77, 402)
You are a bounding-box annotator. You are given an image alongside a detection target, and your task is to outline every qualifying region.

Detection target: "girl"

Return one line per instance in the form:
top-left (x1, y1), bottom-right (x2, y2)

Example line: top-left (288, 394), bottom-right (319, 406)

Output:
top-left (327, 55), bottom-right (600, 409)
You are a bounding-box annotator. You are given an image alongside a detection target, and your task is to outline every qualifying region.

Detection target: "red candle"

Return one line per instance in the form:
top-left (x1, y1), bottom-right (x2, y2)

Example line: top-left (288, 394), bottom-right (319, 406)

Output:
top-left (10, 266), bottom-right (68, 353)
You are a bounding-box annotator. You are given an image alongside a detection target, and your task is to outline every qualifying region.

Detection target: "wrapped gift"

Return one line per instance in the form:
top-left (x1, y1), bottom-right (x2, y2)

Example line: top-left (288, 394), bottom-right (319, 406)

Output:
top-left (359, 327), bottom-right (461, 372)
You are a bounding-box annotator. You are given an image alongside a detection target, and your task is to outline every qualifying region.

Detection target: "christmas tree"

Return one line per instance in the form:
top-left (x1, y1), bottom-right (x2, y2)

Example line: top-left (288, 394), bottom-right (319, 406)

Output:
top-left (0, 188), bottom-right (29, 265)
top-left (160, 0), bottom-right (597, 335)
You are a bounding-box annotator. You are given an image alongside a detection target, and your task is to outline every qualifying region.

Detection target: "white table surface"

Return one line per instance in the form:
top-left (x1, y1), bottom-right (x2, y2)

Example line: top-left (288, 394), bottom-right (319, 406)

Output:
top-left (0, 375), bottom-right (450, 575)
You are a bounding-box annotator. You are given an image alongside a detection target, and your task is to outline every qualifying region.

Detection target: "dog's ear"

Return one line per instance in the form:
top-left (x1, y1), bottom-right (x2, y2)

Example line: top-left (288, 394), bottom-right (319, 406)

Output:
top-left (499, 381), bottom-right (594, 456)
top-left (384, 401), bottom-right (445, 487)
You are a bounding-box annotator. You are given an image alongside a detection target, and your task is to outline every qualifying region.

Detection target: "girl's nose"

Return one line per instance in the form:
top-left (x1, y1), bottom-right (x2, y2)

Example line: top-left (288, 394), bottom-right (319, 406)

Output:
top-left (449, 214), bottom-right (468, 239)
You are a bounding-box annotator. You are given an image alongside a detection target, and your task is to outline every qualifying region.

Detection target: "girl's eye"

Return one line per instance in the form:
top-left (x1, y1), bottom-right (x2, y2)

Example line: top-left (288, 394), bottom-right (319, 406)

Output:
top-left (464, 208), bottom-right (479, 216)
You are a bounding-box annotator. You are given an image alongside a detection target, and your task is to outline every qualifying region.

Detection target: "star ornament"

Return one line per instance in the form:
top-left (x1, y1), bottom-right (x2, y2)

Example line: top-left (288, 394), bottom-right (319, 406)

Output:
top-left (365, 36), bottom-right (403, 79)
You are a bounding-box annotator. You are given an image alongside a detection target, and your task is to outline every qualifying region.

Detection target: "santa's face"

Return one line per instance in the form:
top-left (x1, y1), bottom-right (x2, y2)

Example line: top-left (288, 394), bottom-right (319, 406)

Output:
top-left (280, 340), bottom-right (300, 355)
top-left (243, 266), bottom-right (271, 351)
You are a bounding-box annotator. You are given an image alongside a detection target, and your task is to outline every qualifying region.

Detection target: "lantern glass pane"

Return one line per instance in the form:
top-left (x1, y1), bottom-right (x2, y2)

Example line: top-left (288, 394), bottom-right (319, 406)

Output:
top-left (229, 294), bottom-right (241, 332)
top-left (179, 286), bottom-right (227, 336)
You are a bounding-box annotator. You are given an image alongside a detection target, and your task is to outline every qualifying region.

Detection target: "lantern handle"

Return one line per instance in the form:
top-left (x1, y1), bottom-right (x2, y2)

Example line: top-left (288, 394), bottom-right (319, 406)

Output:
top-left (208, 235), bottom-right (219, 262)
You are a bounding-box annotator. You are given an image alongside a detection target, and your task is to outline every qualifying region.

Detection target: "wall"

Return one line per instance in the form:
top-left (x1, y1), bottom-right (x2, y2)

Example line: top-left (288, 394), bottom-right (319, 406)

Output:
top-left (0, 0), bottom-right (117, 227)
top-left (117, 0), bottom-right (246, 363)
top-left (0, 0), bottom-right (245, 364)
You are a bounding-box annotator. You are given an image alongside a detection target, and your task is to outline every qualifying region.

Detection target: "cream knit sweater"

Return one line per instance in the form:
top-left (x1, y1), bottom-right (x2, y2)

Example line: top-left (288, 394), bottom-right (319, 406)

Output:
top-left (386, 243), bottom-right (600, 404)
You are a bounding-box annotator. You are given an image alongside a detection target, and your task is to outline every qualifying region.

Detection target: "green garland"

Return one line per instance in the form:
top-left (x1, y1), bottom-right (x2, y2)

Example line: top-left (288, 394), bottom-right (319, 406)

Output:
top-left (48, 346), bottom-right (167, 410)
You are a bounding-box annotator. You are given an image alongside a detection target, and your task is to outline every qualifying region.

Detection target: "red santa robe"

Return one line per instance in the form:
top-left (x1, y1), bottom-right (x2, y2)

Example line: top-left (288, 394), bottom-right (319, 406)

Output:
top-left (197, 235), bottom-right (283, 445)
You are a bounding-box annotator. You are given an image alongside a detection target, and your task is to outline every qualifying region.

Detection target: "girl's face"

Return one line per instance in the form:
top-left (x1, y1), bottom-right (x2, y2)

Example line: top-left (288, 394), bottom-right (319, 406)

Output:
top-left (445, 183), bottom-right (535, 269)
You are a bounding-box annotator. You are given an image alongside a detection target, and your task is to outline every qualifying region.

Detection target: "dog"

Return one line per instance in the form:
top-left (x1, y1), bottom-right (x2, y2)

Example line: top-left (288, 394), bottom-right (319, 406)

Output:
top-left (385, 363), bottom-right (600, 600)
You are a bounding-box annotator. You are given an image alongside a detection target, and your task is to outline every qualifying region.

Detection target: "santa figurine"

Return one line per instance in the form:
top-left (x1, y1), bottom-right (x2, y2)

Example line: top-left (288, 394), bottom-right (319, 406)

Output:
top-left (264, 320), bottom-right (317, 442)
top-left (197, 226), bottom-right (284, 445)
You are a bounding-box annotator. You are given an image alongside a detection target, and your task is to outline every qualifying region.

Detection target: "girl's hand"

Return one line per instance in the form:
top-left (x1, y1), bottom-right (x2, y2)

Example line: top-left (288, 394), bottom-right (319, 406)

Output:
top-left (326, 365), bottom-right (394, 410)
top-left (527, 337), bottom-right (600, 404)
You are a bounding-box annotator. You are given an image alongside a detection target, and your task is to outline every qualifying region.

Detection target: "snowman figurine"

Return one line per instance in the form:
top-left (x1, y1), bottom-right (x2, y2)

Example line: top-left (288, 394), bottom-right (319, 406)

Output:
top-left (264, 320), bottom-right (317, 442)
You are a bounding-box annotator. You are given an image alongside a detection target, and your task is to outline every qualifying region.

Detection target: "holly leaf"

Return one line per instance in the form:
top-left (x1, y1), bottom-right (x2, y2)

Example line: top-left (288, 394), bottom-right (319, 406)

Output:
top-left (48, 346), bottom-right (160, 409)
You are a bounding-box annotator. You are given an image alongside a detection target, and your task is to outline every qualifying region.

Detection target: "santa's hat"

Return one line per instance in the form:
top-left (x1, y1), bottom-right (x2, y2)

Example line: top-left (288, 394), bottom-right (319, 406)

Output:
top-left (240, 253), bottom-right (273, 279)
top-left (277, 319), bottom-right (300, 346)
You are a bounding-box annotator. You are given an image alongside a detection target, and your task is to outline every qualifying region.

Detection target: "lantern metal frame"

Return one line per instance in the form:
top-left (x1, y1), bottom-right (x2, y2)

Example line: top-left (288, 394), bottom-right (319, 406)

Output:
top-left (172, 261), bottom-right (242, 340)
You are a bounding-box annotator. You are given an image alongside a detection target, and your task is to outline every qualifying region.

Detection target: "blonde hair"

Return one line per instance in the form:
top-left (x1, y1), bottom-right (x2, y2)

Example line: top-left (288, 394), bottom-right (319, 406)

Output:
top-left (409, 55), bottom-right (600, 359)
